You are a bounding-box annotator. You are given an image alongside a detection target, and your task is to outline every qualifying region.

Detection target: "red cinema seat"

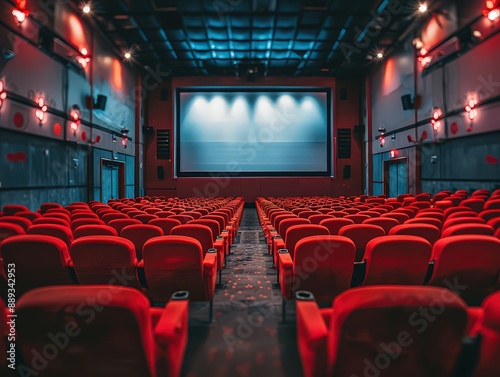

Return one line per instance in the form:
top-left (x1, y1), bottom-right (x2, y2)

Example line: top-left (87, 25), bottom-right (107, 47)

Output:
top-left (74, 224), bottom-right (118, 239)
top-left (279, 235), bottom-right (355, 302)
top-left (484, 199), bottom-right (500, 210)
top-left (101, 212), bottom-right (130, 224)
top-left (149, 218), bottom-right (182, 235)
top-left (442, 217), bottom-right (485, 230)
top-left (27, 224), bottom-right (74, 248)
top-left (2, 205), bottom-right (29, 216)
top-left (15, 211), bottom-right (42, 221)
top-left (142, 236), bottom-right (217, 317)
top-left (171, 224), bottom-right (225, 281)
top-left (44, 212), bottom-right (71, 224)
top-left (0, 235), bottom-right (75, 296)
top-left (32, 217), bottom-right (70, 227)
top-left (134, 214), bottom-right (159, 224)
top-left (405, 217), bottom-right (443, 229)
top-left (381, 212), bottom-right (410, 224)
top-left (319, 218), bottom-right (354, 235)
top-left (306, 214), bottom-right (333, 225)
top-left (472, 291), bottom-right (500, 377)
top-left (344, 214), bottom-right (371, 224)
top-left (39, 202), bottom-right (63, 214)
top-left (441, 223), bottom-right (494, 238)
top-left (295, 286), bottom-right (467, 377)
top-left (70, 236), bottom-right (141, 288)
top-left (274, 224), bottom-right (329, 269)
top-left (478, 210), bottom-right (500, 223)
top-left (169, 214), bottom-right (195, 224)
top-left (338, 224), bottom-right (385, 262)
top-left (71, 218), bottom-right (105, 232)
top-left (108, 218), bottom-right (142, 234)
top-left (361, 235), bottom-right (432, 285)
top-left (0, 222), bottom-right (25, 241)
top-left (121, 224), bottom-right (164, 261)
top-left (71, 212), bottom-right (100, 221)
top-left (461, 198), bottom-right (485, 213)
top-left (389, 223), bottom-right (441, 245)
top-left (363, 217), bottom-right (399, 234)
top-left (427, 235), bottom-right (500, 304)
top-left (16, 286), bottom-right (189, 377)
top-left (0, 216), bottom-right (32, 231)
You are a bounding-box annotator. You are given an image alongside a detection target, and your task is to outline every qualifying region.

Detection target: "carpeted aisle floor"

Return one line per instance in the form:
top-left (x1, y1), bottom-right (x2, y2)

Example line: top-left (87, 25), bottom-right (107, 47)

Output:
top-left (181, 208), bottom-right (303, 377)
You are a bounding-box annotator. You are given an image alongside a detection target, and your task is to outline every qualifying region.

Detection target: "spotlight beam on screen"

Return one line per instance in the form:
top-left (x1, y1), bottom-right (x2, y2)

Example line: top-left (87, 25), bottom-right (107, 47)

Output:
top-left (175, 88), bottom-right (332, 177)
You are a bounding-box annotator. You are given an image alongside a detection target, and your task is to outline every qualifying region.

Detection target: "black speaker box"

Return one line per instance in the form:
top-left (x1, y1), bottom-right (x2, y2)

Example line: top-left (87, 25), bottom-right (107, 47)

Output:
top-left (157, 166), bottom-right (165, 180)
top-left (343, 165), bottom-right (351, 179)
top-left (95, 94), bottom-right (107, 110)
top-left (401, 94), bottom-right (414, 110)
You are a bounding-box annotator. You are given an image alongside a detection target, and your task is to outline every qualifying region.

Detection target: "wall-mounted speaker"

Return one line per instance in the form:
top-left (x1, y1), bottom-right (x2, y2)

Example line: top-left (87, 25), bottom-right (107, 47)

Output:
top-left (401, 94), bottom-right (414, 110)
top-left (94, 94), bottom-right (107, 110)
top-left (142, 126), bottom-right (154, 136)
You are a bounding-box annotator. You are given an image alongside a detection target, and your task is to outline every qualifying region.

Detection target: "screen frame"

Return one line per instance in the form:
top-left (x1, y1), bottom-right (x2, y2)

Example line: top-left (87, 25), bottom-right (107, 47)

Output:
top-left (175, 86), bottom-right (333, 178)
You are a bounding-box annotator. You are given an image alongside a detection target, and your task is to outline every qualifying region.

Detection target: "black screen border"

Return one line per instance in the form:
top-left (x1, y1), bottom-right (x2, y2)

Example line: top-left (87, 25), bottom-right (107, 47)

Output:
top-left (175, 87), bottom-right (332, 178)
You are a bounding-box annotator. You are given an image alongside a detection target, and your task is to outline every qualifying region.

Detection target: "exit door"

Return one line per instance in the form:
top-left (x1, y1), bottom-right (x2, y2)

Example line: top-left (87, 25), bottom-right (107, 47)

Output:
top-left (101, 159), bottom-right (125, 202)
top-left (384, 158), bottom-right (408, 197)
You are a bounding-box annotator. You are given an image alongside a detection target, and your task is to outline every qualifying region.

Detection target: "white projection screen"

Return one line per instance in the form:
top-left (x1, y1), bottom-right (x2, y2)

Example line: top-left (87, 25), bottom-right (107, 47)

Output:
top-left (175, 88), bottom-right (332, 177)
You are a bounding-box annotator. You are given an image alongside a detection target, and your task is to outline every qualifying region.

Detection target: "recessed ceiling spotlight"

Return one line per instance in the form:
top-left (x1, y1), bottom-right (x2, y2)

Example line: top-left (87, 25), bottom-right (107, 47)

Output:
top-left (376, 52), bottom-right (384, 59)
top-left (124, 52), bottom-right (132, 59)
top-left (82, 3), bottom-right (91, 14)
top-left (418, 3), bottom-right (428, 13)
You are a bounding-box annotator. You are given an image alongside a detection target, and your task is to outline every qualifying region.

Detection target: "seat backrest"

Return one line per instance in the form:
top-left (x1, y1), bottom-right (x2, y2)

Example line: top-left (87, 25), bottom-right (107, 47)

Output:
top-left (2, 205), bottom-right (30, 216)
top-left (44, 212), bottom-right (71, 224)
top-left (143, 236), bottom-right (205, 301)
top-left (405, 217), bottom-right (443, 229)
top-left (273, 213), bottom-right (298, 230)
top-left (484, 199), bottom-right (500, 210)
top-left (27, 224), bottom-right (74, 248)
top-left (308, 214), bottom-right (333, 225)
top-left (319, 218), bottom-right (354, 235)
top-left (478, 209), bottom-right (500, 222)
top-left (169, 214), bottom-right (195, 224)
top-left (15, 211), bottom-right (42, 221)
top-left (70, 236), bottom-right (140, 287)
top-left (71, 218), bottom-right (105, 232)
top-left (74, 225), bottom-right (118, 239)
top-left (284, 225), bottom-right (330, 259)
top-left (362, 235), bottom-right (432, 285)
top-left (442, 217), bottom-right (485, 230)
top-left (381, 212), bottom-right (410, 224)
top-left (344, 214), bottom-right (371, 224)
top-left (134, 214), bottom-right (159, 224)
top-left (461, 198), bottom-right (485, 213)
top-left (389, 223), bottom-right (441, 245)
top-left (0, 222), bottom-right (25, 242)
top-left (473, 291), bottom-right (500, 377)
top-left (16, 286), bottom-right (156, 377)
top-left (441, 223), bottom-right (494, 237)
top-left (428, 235), bottom-right (500, 303)
top-left (278, 218), bottom-right (310, 238)
top-left (363, 217), bottom-right (399, 234)
top-left (188, 219), bottom-right (220, 241)
top-left (171, 224), bottom-right (214, 255)
top-left (293, 235), bottom-right (355, 301)
top-left (108, 218), bottom-right (142, 234)
top-left (121, 224), bottom-right (164, 260)
top-left (39, 202), bottom-right (63, 214)
top-left (338, 224), bottom-right (385, 261)
top-left (298, 210), bottom-right (322, 219)
top-left (149, 218), bottom-right (182, 235)
top-left (328, 286), bottom-right (467, 377)
top-left (0, 235), bottom-right (74, 295)
top-left (0, 216), bottom-right (32, 230)
top-left (101, 212), bottom-right (130, 224)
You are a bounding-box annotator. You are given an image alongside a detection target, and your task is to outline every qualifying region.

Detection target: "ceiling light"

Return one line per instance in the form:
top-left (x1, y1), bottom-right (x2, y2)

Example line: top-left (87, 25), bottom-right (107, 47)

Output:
top-left (124, 52), bottom-right (131, 59)
top-left (418, 3), bottom-right (428, 13)
top-left (487, 8), bottom-right (500, 21)
top-left (376, 52), bottom-right (384, 59)
top-left (83, 4), bottom-right (91, 14)
top-left (412, 38), bottom-right (424, 49)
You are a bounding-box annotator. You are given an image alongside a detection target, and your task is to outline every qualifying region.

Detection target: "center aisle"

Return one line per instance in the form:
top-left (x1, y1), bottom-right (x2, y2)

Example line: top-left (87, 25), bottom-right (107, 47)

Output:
top-left (182, 207), bottom-right (303, 377)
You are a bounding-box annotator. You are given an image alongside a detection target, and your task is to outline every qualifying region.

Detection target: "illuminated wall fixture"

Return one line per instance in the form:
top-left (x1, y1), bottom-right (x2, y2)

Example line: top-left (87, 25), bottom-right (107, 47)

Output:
top-left (431, 107), bottom-right (442, 133)
top-left (35, 98), bottom-right (48, 125)
top-left (70, 105), bottom-right (81, 136)
top-left (390, 150), bottom-right (398, 158)
top-left (121, 137), bottom-right (127, 149)
top-left (77, 48), bottom-right (91, 69)
top-left (12, 7), bottom-right (29, 24)
top-left (418, 3), bottom-right (428, 13)
top-left (112, 134), bottom-right (117, 142)
top-left (484, 1), bottom-right (500, 20)
top-left (0, 80), bottom-right (7, 109)
top-left (82, 3), bottom-right (91, 14)
top-left (379, 136), bottom-right (386, 148)
top-left (465, 98), bottom-right (478, 132)
top-left (412, 37), bottom-right (424, 49)
top-left (417, 47), bottom-right (432, 68)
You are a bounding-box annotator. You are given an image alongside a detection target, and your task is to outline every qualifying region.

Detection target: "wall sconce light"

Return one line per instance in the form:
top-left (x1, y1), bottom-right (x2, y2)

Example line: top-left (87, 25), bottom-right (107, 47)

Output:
top-left (77, 48), bottom-right (91, 69)
top-left (391, 133), bottom-right (396, 142)
top-left (70, 105), bottom-right (81, 136)
top-left (112, 134), bottom-right (117, 143)
top-left (484, 1), bottom-right (500, 20)
top-left (431, 107), bottom-right (442, 131)
top-left (390, 150), bottom-right (398, 158)
top-left (465, 97), bottom-right (478, 132)
top-left (379, 136), bottom-right (386, 147)
top-left (418, 48), bottom-right (432, 68)
top-left (12, 8), bottom-right (29, 24)
top-left (35, 97), bottom-right (47, 125)
top-left (412, 38), bottom-right (424, 49)
top-left (0, 80), bottom-right (6, 109)
top-left (122, 138), bottom-right (127, 149)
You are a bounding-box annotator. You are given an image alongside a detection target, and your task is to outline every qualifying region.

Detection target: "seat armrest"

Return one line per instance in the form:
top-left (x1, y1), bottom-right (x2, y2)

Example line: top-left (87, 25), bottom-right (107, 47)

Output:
top-left (278, 251), bottom-right (294, 298)
top-left (203, 249), bottom-right (218, 298)
top-left (272, 236), bottom-right (285, 257)
top-left (295, 293), bottom-right (329, 377)
top-left (214, 238), bottom-right (225, 270)
top-left (154, 292), bottom-right (189, 377)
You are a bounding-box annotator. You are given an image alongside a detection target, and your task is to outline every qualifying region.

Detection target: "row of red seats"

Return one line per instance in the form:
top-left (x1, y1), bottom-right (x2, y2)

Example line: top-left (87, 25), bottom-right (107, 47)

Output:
top-left (256, 196), bottom-right (500, 307)
top-left (0, 198), bottom-right (244, 316)
top-left (295, 286), bottom-right (500, 377)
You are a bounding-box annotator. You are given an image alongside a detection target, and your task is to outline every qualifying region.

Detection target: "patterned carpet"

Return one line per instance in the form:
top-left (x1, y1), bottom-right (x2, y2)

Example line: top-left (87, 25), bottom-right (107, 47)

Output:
top-left (182, 208), bottom-right (303, 377)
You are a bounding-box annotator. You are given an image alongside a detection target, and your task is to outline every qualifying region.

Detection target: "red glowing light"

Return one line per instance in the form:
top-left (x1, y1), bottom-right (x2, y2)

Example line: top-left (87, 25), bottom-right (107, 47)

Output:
top-left (0, 80), bottom-right (6, 109)
top-left (380, 137), bottom-right (386, 147)
top-left (121, 138), bottom-right (128, 148)
top-left (71, 122), bottom-right (79, 132)
top-left (390, 150), bottom-right (398, 158)
top-left (488, 9), bottom-right (500, 21)
top-left (12, 9), bottom-right (28, 23)
top-left (36, 97), bottom-right (48, 123)
top-left (465, 97), bottom-right (478, 120)
top-left (80, 48), bottom-right (88, 56)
